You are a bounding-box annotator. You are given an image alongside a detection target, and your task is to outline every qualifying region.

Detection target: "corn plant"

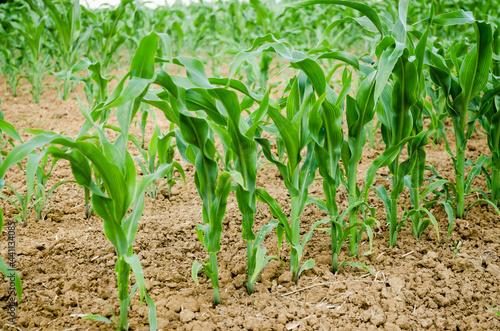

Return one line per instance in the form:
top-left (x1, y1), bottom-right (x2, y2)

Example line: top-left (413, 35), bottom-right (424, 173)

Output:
top-left (428, 18), bottom-right (494, 218)
top-left (255, 77), bottom-right (324, 281)
top-left (33, 152), bottom-right (74, 221)
top-left (218, 91), bottom-right (279, 293)
top-left (88, 0), bottom-right (132, 69)
top-left (0, 130), bottom-right (165, 330)
top-left (0, 153), bottom-right (43, 226)
top-left (11, 12), bottom-right (47, 103)
top-left (370, 1), bottom-right (441, 246)
top-left (132, 123), bottom-right (185, 200)
top-left (475, 82), bottom-right (500, 207)
top-left (42, 0), bottom-right (92, 100)
top-left (0, 47), bottom-right (22, 98)
top-left (176, 115), bottom-right (231, 305)
top-left (0, 31), bottom-right (163, 329)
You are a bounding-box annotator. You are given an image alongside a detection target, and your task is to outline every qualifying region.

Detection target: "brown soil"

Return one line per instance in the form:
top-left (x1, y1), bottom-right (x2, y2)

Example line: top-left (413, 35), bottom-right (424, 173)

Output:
top-left (1, 75), bottom-right (500, 331)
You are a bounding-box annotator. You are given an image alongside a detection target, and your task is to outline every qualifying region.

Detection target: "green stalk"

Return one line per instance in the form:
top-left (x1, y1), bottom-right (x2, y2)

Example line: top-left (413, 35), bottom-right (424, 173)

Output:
top-left (63, 76), bottom-right (70, 101)
top-left (455, 134), bottom-right (466, 218)
top-left (246, 240), bottom-right (255, 294)
top-left (84, 186), bottom-right (91, 218)
top-left (290, 196), bottom-right (301, 282)
top-left (411, 185), bottom-right (421, 240)
top-left (331, 218), bottom-right (339, 273)
top-left (209, 253), bottom-right (220, 305)
top-left (389, 160), bottom-right (400, 247)
top-left (389, 198), bottom-right (398, 246)
top-left (347, 156), bottom-right (358, 257)
top-left (117, 258), bottom-right (131, 331)
top-left (492, 167), bottom-right (500, 206)
top-left (243, 211), bottom-right (256, 294)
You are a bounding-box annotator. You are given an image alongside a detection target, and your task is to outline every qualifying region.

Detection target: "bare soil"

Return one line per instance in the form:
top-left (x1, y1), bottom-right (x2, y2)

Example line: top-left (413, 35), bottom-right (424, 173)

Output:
top-left (1, 76), bottom-right (500, 331)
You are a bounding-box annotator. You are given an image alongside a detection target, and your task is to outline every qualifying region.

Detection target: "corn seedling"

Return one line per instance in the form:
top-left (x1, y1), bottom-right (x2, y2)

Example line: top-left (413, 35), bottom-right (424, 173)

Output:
top-left (0, 47), bottom-right (22, 98)
top-left (11, 12), bottom-right (47, 103)
top-left (428, 18), bottom-right (494, 218)
top-left (42, 0), bottom-right (92, 100)
top-left (176, 115), bottom-right (231, 305)
top-left (33, 152), bottom-right (74, 221)
top-left (476, 82), bottom-right (500, 207)
top-left (374, 1), bottom-right (439, 246)
top-left (132, 123), bottom-right (185, 200)
top-left (0, 31), bottom-right (163, 329)
top-left (88, 0), bottom-right (132, 69)
top-left (0, 131), bottom-right (166, 330)
top-left (0, 153), bottom-right (43, 226)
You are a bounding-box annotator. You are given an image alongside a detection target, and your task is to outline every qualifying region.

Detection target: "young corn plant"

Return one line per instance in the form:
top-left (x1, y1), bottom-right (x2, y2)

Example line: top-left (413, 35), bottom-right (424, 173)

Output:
top-left (0, 129), bottom-right (165, 330)
top-left (0, 47), bottom-right (22, 97)
top-left (132, 123), bottom-right (185, 200)
top-left (11, 12), bottom-right (47, 103)
top-left (0, 31), bottom-right (164, 326)
top-left (341, 72), bottom-right (379, 256)
top-left (428, 19), bottom-right (494, 218)
top-left (253, 71), bottom-right (329, 282)
top-left (303, 64), bottom-right (373, 273)
top-left (0, 153), bottom-right (42, 226)
top-left (373, 2), bottom-right (439, 246)
top-left (255, 111), bottom-right (321, 282)
top-left (42, 0), bottom-right (92, 100)
top-left (206, 88), bottom-right (279, 294)
top-left (33, 152), bottom-right (74, 221)
top-left (88, 0), bottom-right (132, 69)
top-left (476, 82), bottom-right (500, 207)
top-left (176, 114), bottom-right (231, 305)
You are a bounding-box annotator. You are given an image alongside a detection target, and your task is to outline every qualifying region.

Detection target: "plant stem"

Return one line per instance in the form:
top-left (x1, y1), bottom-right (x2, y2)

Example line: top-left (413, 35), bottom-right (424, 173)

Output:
top-left (117, 258), bottom-right (130, 330)
top-left (290, 197), bottom-right (300, 282)
top-left (331, 217), bottom-right (339, 273)
top-left (389, 198), bottom-right (398, 246)
top-left (492, 167), bottom-right (500, 206)
top-left (411, 185), bottom-right (421, 241)
top-left (209, 252), bottom-right (220, 305)
top-left (63, 77), bottom-right (70, 101)
top-left (389, 158), bottom-right (401, 247)
top-left (455, 146), bottom-right (466, 218)
top-left (246, 240), bottom-right (255, 294)
top-left (347, 157), bottom-right (358, 257)
top-left (84, 187), bottom-right (91, 218)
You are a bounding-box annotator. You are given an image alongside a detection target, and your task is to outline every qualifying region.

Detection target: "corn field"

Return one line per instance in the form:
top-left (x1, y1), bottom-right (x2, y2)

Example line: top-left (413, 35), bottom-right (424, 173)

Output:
top-left (0, 0), bottom-right (500, 330)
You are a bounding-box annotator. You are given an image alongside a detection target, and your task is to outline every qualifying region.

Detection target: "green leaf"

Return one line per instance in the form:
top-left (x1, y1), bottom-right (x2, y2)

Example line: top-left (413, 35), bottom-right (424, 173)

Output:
top-left (288, 1), bottom-right (384, 35)
top-left (81, 315), bottom-right (113, 324)
top-left (298, 259), bottom-right (315, 278)
top-left (343, 262), bottom-right (374, 274)
top-left (432, 10), bottom-right (475, 26)
top-left (191, 261), bottom-right (203, 285)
